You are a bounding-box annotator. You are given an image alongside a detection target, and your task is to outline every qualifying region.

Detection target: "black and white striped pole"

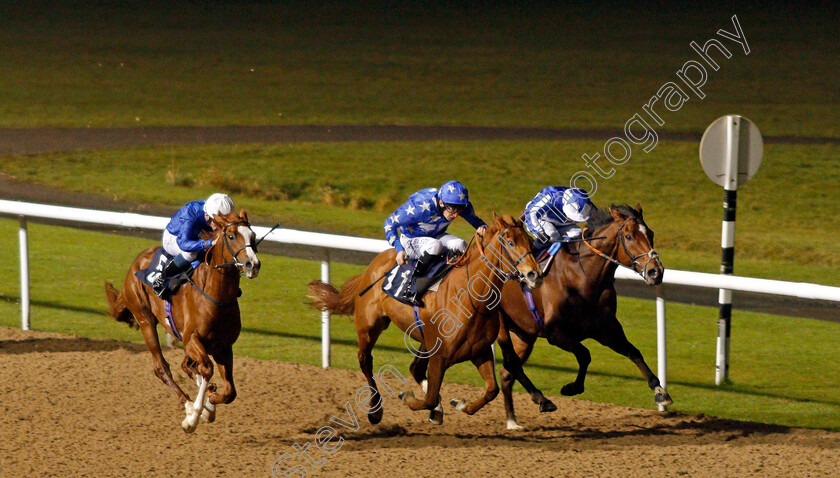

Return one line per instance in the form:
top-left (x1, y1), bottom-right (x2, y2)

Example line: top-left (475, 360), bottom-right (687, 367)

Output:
top-left (699, 115), bottom-right (763, 385)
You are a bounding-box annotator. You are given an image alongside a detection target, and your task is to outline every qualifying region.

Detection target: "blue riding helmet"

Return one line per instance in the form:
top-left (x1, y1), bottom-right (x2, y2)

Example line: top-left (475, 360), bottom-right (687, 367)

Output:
top-left (438, 180), bottom-right (469, 206)
top-left (562, 188), bottom-right (593, 222)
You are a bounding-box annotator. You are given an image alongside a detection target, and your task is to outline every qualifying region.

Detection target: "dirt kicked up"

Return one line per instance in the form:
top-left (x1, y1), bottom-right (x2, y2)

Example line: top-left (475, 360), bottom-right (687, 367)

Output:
top-left (1, 326), bottom-right (838, 477)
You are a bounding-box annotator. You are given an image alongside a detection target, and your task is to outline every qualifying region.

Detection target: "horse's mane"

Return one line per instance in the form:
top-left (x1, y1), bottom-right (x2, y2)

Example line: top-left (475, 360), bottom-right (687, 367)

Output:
top-left (583, 204), bottom-right (641, 238)
top-left (463, 214), bottom-right (523, 260)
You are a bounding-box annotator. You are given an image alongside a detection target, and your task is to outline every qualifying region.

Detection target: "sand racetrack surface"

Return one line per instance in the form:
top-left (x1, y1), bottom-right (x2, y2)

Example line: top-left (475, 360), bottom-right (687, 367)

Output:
top-left (1, 326), bottom-right (839, 478)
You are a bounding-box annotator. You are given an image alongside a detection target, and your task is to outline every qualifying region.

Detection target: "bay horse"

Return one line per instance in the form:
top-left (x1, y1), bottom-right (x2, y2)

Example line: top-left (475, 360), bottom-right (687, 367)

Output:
top-left (307, 214), bottom-right (542, 425)
top-left (496, 204), bottom-right (668, 429)
top-left (104, 210), bottom-right (260, 433)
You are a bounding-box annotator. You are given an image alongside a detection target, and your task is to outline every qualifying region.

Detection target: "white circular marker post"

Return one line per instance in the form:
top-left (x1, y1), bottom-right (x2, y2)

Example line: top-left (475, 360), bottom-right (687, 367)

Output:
top-left (699, 115), bottom-right (763, 385)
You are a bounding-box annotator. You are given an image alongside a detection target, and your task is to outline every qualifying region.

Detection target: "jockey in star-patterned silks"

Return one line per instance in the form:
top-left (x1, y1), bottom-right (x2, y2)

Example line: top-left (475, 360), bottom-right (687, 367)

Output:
top-left (384, 180), bottom-right (487, 276)
top-left (153, 193), bottom-right (235, 298)
top-left (522, 186), bottom-right (595, 254)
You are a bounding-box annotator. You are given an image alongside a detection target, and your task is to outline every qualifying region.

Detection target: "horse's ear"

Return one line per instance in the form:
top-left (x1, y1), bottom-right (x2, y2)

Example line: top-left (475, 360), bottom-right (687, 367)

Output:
top-left (239, 209), bottom-right (249, 222)
top-left (635, 203), bottom-right (643, 218)
top-left (492, 211), bottom-right (506, 227)
top-left (609, 207), bottom-right (624, 222)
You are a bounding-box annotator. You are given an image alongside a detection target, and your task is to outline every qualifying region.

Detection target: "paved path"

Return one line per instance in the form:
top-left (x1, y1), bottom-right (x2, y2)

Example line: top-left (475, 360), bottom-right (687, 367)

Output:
top-left (0, 125), bottom-right (837, 155)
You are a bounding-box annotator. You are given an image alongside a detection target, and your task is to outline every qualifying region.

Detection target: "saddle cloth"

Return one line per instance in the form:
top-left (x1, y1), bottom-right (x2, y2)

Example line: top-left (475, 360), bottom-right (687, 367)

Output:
top-left (382, 256), bottom-right (453, 306)
top-left (134, 248), bottom-right (191, 296)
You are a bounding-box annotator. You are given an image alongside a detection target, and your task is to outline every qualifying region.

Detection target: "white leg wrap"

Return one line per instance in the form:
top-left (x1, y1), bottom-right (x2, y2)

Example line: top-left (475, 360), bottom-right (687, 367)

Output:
top-left (181, 375), bottom-right (209, 433)
top-left (506, 418), bottom-right (524, 431)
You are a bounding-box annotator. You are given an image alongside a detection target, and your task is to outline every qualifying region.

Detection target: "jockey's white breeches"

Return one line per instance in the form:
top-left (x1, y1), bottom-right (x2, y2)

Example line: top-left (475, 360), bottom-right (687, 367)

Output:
top-left (399, 234), bottom-right (467, 259)
top-left (162, 230), bottom-right (199, 261)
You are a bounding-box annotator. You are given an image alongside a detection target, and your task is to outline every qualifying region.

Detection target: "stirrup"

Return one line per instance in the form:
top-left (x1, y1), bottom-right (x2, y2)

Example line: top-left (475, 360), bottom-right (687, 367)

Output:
top-left (153, 277), bottom-right (169, 298)
top-left (402, 290), bottom-right (424, 307)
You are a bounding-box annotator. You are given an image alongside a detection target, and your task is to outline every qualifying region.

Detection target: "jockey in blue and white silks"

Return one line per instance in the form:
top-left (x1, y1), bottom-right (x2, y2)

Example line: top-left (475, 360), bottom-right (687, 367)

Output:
top-left (523, 186), bottom-right (594, 249)
top-left (385, 181), bottom-right (487, 268)
top-left (153, 193), bottom-right (235, 297)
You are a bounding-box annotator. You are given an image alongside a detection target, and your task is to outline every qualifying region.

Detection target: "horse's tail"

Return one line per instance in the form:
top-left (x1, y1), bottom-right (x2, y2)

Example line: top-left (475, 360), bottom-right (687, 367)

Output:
top-left (104, 281), bottom-right (138, 329)
top-left (306, 273), bottom-right (365, 316)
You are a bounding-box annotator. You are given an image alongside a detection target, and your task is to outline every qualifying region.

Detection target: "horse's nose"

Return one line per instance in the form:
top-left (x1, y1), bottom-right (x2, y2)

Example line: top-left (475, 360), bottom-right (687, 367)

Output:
top-left (246, 260), bottom-right (261, 278)
top-left (647, 267), bottom-right (663, 285)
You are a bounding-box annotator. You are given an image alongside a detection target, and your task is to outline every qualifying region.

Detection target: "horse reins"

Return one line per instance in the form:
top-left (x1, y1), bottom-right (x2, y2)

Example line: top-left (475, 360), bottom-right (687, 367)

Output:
top-left (579, 218), bottom-right (660, 282)
top-left (455, 226), bottom-right (532, 283)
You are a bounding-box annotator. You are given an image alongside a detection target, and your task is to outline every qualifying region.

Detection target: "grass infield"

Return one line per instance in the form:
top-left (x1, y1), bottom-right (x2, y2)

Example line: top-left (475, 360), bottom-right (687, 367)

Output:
top-left (1, 140), bottom-right (838, 282)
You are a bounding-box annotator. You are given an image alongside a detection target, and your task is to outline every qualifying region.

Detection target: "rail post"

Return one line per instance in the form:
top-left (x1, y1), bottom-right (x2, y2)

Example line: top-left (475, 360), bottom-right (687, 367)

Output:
top-left (656, 285), bottom-right (667, 411)
top-left (321, 248), bottom-right (331, 368)
top-left (19, 216), bottom-right (30, 330)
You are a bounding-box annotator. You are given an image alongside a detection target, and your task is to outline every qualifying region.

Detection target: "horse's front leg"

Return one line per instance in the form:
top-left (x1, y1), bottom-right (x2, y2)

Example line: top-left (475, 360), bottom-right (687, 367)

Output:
top-left (204, 346), bottom-right (237, 425)
top-left (400, 354), bottom-right (446, 425)
top-left (409, 353), bottom-right (429, 393)
top-left (545, 328), bottom-right (591, 397)
top-left (596, 315), bottom-right (672, 407)
top-left (181, 337), bottom-right (215, 433)
top-left (449, 347), bottom-right (499, 415)
top-left (498, 325), bottom-right (556, 415)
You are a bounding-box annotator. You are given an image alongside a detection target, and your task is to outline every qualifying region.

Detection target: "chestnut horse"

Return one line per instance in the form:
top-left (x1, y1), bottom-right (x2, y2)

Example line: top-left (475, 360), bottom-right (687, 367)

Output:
top-left (496, 204), bottom-right (668, 429)
top-left (104, 210), bottom-right (260, 433)
top-left (307, 215), bottom-right (542, 425)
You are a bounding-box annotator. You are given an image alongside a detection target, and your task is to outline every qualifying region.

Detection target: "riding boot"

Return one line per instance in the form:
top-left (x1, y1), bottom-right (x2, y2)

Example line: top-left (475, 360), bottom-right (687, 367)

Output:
top-left (404, 252), bottom-right (438, 306)
top-left (414, 252), bottom-right (436, 277)
top-left (153, 255), bottom-right (192, 298)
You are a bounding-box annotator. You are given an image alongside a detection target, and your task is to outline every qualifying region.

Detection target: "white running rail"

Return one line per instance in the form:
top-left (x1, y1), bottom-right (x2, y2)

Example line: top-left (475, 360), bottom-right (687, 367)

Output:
top-left (3, 199), bottom-right (839, 408)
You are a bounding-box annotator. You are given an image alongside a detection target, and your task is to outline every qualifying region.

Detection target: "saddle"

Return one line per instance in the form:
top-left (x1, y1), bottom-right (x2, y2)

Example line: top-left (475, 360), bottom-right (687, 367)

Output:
top-left (382, 255), bottom-right (453, 307)
top-left (134, 248), bottom-right (193, 298)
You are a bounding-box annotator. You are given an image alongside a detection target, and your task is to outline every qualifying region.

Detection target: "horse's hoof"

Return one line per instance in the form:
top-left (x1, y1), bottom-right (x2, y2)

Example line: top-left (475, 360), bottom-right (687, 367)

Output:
top-left (367, 410), bottom-right (383, 425)
top-left (449, 398), bottom-right (467, 412)
top-left (200, 398), bottom-right (216, 423)
top-left (506, 419), bottom-right (524, 431)
top-left (429, 404), bottom-right (444, 425)
top-left (561, 383), bottom-right (584, 396)
top-left (539, 399), bottom-right (557, 413)
top-left (181, 414), bottom-right (199, 433)
top-left (654, 386), bottom-right (673, 406)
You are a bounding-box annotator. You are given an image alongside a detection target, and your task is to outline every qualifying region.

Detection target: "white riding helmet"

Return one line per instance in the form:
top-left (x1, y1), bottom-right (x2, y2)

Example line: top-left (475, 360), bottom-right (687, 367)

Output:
top-left (203, 193), bottom-right (234, 218)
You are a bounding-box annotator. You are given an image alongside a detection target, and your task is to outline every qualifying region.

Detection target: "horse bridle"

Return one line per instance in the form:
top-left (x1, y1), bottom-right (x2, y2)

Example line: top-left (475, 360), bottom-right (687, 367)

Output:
top-left (184, 220), bottom-right (254, 308)
top-left (470, 225), bottom-right (534, 283)
top-left (212, 220), bottom-right (256, 271)
top-left (580, 218), bottom-right (660, 281)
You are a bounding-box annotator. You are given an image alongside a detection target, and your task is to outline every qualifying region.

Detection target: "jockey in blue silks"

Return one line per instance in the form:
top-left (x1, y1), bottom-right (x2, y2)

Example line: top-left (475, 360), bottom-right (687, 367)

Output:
top-left (384, 181), bottom-right (487, 303)
top-left (522, 186), bottom-right (595, 255)
top-left (153, 193), bottom-right (235, 298)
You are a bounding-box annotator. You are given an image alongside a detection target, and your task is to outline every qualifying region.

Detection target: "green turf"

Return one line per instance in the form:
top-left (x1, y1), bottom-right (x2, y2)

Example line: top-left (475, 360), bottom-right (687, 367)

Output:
top-left (1, 2), bottom-right (837, 136)
top-left (1, 218), bottom-right (838, 430)
top-left (2, 140), bottom-right (838, 284)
